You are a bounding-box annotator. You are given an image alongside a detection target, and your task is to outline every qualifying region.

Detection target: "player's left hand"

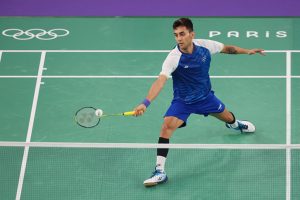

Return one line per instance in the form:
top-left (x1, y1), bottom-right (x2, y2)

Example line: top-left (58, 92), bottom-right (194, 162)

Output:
top-left (248, 49), bottom-right (265, 55)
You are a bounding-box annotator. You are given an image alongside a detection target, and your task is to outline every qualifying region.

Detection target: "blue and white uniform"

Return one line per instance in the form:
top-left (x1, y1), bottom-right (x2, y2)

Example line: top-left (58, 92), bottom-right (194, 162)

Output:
top-left (160, 39), bottom-right (225, 127)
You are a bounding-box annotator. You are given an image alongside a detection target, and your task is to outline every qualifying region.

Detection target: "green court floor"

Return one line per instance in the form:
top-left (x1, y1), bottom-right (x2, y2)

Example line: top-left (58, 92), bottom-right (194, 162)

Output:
top-left (0, 17), bottom-right (299, 200)
top-left (6, 148), bottom-right (287, 200)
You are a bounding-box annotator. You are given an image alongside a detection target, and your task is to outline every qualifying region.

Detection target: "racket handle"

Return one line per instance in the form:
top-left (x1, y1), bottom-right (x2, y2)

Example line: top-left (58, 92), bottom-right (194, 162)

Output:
top-left (123, 111), bottom-right (135, 116)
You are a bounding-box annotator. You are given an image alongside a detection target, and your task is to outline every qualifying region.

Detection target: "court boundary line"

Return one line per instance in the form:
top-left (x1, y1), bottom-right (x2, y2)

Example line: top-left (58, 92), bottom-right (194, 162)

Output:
top-left (0, 75), bottom-right (300, 79)
top-left (1, 50), bottom-right (300, 53)
top-left (286, 51), bottom-right (292, 200)
top-left (15, 51), bottom-right (46, 200)
top-left (1, 141), bottom-right (300, 149)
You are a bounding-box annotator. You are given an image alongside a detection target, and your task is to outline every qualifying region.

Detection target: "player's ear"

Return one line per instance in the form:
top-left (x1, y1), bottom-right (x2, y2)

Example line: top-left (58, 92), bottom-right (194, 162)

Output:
top-left (190, 31), bottom-right (195, 38)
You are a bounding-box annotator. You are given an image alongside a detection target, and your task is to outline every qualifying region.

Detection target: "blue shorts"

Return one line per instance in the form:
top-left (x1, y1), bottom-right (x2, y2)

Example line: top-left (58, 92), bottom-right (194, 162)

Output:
top-left (164, 91), bottom-right (225, 128)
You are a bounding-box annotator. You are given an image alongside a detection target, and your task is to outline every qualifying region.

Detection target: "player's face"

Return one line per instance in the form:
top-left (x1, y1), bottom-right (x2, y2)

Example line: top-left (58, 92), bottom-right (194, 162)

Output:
top-left (173, 26), bottom-right (194, 52)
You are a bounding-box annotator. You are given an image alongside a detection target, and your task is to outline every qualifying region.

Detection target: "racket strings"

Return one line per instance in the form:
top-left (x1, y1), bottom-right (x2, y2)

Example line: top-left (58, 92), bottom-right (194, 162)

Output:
top-left (75, 107), bottom-right (100, 128)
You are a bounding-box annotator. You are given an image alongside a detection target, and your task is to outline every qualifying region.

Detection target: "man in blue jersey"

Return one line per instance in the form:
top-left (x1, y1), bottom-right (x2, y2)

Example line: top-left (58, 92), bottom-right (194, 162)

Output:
top-left (134, 18), bottom-right (265, 187)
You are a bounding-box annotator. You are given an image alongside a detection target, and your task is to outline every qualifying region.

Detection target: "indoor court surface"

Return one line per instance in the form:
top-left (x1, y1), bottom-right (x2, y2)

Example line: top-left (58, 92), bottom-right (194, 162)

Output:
top-left (0, 17), bottom-right (300, 200)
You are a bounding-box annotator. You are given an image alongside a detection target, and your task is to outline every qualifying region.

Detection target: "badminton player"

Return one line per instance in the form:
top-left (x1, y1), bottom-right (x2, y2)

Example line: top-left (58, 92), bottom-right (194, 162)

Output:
top-left (134, 18), bottom-right (265, 187)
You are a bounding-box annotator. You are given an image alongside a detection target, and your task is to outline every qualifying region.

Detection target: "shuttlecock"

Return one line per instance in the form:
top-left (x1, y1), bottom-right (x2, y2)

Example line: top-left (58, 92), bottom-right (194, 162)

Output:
top-left (95, 109), bottom-right (103, 117)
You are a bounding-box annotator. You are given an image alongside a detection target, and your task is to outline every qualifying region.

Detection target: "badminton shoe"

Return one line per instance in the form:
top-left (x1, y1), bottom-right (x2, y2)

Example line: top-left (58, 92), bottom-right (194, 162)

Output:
top-left (226, 120), bottom-right (255, 133)
top-left (143, 169), bottom-right (168, 187)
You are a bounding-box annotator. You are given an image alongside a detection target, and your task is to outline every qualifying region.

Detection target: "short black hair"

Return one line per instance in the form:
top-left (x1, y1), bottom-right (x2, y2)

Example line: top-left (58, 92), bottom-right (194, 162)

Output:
top-left (173, 18), bottom-right (194, 32)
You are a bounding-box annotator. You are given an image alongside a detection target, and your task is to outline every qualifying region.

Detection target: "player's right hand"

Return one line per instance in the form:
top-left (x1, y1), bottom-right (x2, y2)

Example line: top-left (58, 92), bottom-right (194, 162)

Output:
top-left (134, 104), bottom-right (147, 116)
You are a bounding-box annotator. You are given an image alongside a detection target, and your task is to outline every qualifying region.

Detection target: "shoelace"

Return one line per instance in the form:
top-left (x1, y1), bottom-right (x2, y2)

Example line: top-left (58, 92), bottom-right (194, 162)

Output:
top-left (151, 170), bottom-right (162, 177)
top-left (238, 122), bottom-right (248, 130)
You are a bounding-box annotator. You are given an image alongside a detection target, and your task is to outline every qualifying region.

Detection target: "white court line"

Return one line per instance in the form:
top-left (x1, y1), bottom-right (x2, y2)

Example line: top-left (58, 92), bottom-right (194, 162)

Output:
top-left (0, 76), bottom-right (37, 78)
top-left (2, 49), bottom-right (204, 53)
top-left (15, 51), bottom-right (46, 200)
top-left (0, 75), bottom-right (297, 79)
top-left (42, 75), bottom-right (290, 79)
top-left (0, 51), bottom-right (2, 63)
top-left (286, 51), bottom-right (292, 200)
top-left (1, 141), bottom-right (300, 149)
top-left (0, 50), bottom-right (300, 53)
top-left (286, 52), bottom-right (292, 146)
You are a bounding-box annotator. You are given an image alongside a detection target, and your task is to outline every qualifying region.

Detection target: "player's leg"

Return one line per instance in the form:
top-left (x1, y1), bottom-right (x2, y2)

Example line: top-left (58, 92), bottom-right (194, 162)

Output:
top-left (210, 108), bottom-right (234, 122)
top-left (156, 116), bottom-right (184, 170)
top-left (210, 109), bottom-right (255, 133)
top-left (143, 116), bottom-right (184, 187)
top-left (160, 116), bottom-right (184, 138)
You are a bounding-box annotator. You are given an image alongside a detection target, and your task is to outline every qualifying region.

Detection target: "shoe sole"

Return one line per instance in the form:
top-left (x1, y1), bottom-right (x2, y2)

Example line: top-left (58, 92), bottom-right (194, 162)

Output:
top-left (144, 182), bottom-right (158, 187)
top-left (143, 177), bottom-right (168, 187)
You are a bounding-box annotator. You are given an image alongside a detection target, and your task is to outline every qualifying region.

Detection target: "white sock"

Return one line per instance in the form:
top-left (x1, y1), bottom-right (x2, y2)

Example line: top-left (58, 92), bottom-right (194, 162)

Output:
top-left (156, 156), bottom-right (166, 171)
top-left (230, 120), bottom-right (239, 128)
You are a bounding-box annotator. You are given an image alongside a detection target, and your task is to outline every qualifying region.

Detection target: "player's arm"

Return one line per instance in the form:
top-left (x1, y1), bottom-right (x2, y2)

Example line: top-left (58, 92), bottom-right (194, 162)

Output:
top-left (145, 74), bottom-right (168, 102)
top-left (134, 75), bottom-right (168, 116)
top-left (221, 45), bottom-right (265, 55)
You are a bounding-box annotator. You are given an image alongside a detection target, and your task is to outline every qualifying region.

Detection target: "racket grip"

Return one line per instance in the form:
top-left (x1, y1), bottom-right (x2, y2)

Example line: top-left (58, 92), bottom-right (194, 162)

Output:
top-left (123, 111), bottom-right (135, 116)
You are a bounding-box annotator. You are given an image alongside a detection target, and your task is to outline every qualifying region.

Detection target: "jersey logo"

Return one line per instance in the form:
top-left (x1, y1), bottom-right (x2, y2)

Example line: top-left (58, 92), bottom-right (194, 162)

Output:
top-left (201, 56), bottom-right (207, 63)
top-left (184, 65), bottom-right (189, 69)
top-left (218, 104), bottom-right (223, 110)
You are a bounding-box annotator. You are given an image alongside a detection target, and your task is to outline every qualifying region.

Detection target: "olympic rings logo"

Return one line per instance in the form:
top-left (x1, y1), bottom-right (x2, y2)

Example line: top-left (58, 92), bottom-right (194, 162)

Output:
top-left (2, 29), bottom-right (69, 40)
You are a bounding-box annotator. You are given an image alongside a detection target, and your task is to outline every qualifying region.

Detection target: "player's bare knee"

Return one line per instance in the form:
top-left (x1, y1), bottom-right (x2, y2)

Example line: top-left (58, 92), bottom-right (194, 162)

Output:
top-left (161, 122), bottom-right (176, 132)
top-left (159, 123), bottom-right (176, 138)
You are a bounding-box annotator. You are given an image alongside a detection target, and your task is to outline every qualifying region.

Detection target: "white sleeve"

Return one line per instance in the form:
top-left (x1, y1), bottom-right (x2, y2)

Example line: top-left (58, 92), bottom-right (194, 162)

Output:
top-left (194, 39), bottom-right (224, 55)
top-left (159, 51), bottom-right (180, 78)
